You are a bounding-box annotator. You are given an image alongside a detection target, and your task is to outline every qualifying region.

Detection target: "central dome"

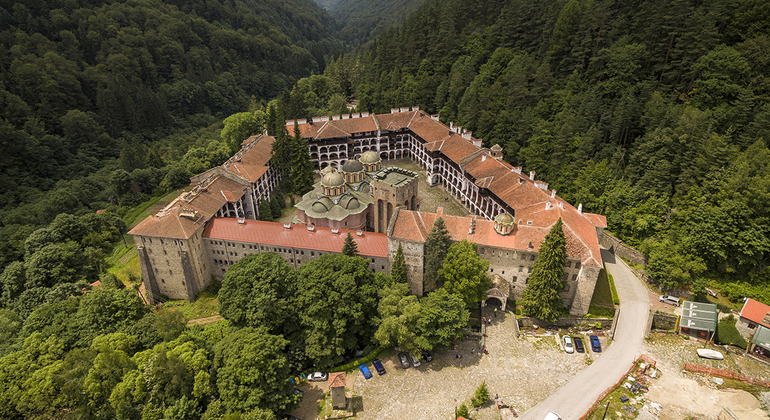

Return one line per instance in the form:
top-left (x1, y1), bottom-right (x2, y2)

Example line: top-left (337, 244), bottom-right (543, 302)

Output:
top-left (494, 213), bottom-right (515, 225)
top-left (321, 171), bottom-right (345, 188)
top-left (341, 160), bottom-right (364, 173)
top-left (360, 150), bottom-right (381, 165)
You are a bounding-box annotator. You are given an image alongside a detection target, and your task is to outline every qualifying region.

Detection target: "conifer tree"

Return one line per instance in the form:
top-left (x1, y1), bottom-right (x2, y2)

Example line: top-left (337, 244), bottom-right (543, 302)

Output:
top-left (270, 195), bottom-right (282, 219)
top-left (342, 232), bottom-right (359, 257)
top-left (423, 217), bottom-right (452, 293)
top-left (520, 219), bottom-right (567, 322)
top-left (258, 199), bottom-right (273, 222)
top-left (291, 121), bottom-right (314, 195)
top-left (391, 243), bottom-right (407, 284)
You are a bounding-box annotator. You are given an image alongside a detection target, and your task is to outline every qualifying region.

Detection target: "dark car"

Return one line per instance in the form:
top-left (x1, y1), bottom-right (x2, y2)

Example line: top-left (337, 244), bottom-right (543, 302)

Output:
top-left (372, 358), bottom-right (386, 375)
top-left (421, 350), bottom-right (433, 362)
top-left (573, 336), bottom-right (585, 353)
top-left (398, 352), bottom-right (410, 369)
top-left (589, 335), bottom-right (602, 352)
top-left (359, 364), bottom-right (372, 379)
top-left (293, 388), bottom-right (304, 397)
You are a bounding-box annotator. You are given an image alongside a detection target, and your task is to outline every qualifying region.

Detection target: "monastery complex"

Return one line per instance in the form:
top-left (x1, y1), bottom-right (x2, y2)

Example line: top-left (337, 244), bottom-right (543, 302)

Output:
top-left (129, 107), bottom-right (607, 315)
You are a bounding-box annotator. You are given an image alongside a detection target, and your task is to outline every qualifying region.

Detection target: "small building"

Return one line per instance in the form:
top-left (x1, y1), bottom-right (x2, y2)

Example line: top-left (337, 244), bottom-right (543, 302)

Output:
top-left (736, 298), bottom-right (770, 339)
top-left (329, 372), bottom-right (347, 409)
top-left (678, 301), bottom-right (718, 342)
top-left (749, 325), bottom-right (770, 358)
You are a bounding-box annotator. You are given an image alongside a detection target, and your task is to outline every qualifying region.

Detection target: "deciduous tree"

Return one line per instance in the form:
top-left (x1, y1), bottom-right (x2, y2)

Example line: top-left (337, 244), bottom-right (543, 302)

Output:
top-left (415, 288), bottom-right (469, 350)
top-left (440, 240), bottom-right (491, 309)
top-left (374, 282), bottom-right (421, 352)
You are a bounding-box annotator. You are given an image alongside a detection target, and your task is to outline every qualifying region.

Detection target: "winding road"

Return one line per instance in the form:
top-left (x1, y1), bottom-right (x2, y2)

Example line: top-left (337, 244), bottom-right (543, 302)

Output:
top-left (520, 249), bottom-right (651, 420)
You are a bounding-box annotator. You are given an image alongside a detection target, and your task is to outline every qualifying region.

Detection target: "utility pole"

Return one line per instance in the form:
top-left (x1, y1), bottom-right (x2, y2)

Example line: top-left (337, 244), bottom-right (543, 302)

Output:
top-left (601, 398), bottom-right (611, 419)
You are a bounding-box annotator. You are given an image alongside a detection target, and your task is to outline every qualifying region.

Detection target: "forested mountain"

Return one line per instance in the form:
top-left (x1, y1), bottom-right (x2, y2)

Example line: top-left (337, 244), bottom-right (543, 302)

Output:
top-left (0, 0), bottom-right (340, 270)
top-left (331, 0), bottom-right (424, 44)
top-left (315, 0), bottom-right (770, 300)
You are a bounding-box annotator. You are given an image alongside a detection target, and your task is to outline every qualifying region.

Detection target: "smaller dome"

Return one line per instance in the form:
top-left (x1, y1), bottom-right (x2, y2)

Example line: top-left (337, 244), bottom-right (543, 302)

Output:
top-left (320, 166), bottom-right (335, 175)
top-left (311, 197), bottom-right (333, 213)
top-left (494, 213), bottom-right (515, 225)
top-left (341, 160), bottom-right (364, 173)
top-left (340, 196), bottom-right (360, 210)
top-left (360, 150), bottom-right (382, 165)
top-left (321, 171), bottom-right (345, 188)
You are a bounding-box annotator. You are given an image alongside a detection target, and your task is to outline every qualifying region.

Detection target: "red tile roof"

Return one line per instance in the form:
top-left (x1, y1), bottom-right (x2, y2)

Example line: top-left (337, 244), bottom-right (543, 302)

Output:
top-left (129, 176), bottom-right (245, 239)
top-left (222, 134), bottom-right (275, 182)
top-left (740, 298), bottom-right (770, 328)
top-left (329, 372), bottom-right (346, 388)
top-left (202, 218), bottom-right (389, 258)
top-left (583, 213), bottom-right (607, 228)
top-left (391, 210), bottom-right (588, 262)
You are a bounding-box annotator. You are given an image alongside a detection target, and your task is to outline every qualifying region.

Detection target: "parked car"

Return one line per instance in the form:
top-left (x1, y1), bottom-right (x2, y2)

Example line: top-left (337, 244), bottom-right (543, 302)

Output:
top-left (589, 335), bottom-right (602, 352)
top-left (421, 350), bottom-right (433, 362)
top-left (293, 388), bottom-right (304, 397)
top-left (562, 335), bottom-right (574, 353)
top-left (409, 353), bottom-right (421, 367)
top-left (398, 352), bottom-right (410, 369)
top-left (308, 372), bottom-right (327, 382)
top-left (372, 359), bottom-right (386, 375)
top-left (573, 336), bottom-right (585, 353)
top-left (358, 364), bottom-right (372, 379)
top-left (659, 295), bottom-right (680, 306)
top-left (544, 412), bottom-right (562, 420)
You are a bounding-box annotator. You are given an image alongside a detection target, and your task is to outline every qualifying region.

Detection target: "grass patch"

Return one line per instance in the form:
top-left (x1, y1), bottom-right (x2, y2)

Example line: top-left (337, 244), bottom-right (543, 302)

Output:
top-left (157, 281), bottom-right (221, 320)
top-left (585, 360), bottom-right (648, 419)
top-left (589, 268), bottom-right (616, 309)
top-left (586, 305), bottom-right (616, 318)
top-left (532, 336), bottom-right (558, 350)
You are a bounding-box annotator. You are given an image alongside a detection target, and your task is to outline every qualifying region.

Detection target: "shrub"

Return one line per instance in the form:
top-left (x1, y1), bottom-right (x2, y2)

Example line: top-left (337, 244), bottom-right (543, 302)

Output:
top-left (471, 381), bottom-right (489, 407)
top-left (328, 346), bottom-right (388, 373)
top-left (716, 315), bottom-right (748, 349)
top-left (457, 403), bottom-right (469, 417)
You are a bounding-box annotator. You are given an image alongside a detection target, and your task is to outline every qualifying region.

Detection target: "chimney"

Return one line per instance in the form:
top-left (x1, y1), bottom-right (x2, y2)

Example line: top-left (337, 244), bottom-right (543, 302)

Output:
top-left (331, 228), bottom-right (339, 234)
top-left (449, 121), bottom-right (454, 130)
top-left (577, 203), bottom-right (583, 214)
top-left (534, 181), bottom-right (549, 190)
top-left (481, 155), bottom-right (487, 162)
top-left (462, 131), bottom-right (472, 140)
top-left (512, 167), bottom-right (522, 174)
top-left (307, 225), bottom-right (315, 231)
top-left (546, 202), bottom-right (552, 210)
top-left (356, 230), bottom-right (363, 236)
top-left (551, 190), bottom-right (557, 199)
top-left (283, 223), bottom-right (291, 229)
top-left (529, 170), bottom-right (536, 180)
top-left (559, 202), bottom-right (564, 209)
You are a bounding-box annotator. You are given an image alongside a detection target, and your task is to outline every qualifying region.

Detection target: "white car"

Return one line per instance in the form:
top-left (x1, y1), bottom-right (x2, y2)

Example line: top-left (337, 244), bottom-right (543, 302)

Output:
top-left (562, 335), bottom-right (574, 354)
top-left (659, 295), bottom-right (680, 306)
top-left (409, 353), bottom-right (421, 367)
top-left (308, 371), bottom-right (327, 382)
top-left (544, 412), bottom-right (562, 420)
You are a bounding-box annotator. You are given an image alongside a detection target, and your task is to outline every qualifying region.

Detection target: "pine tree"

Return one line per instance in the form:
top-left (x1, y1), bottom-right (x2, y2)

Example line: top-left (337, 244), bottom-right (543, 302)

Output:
top-left (391, 243), bottom-right (407, 284)
top-left (258, 199), bottom-right (273, 222)
top-left (291, 121), bottom-right (315, 196)
top-left (457, 403), bottom-right (470, 417)
top-left (271, 123), bottom-right (292, 191)
top-left (423, 217), bottom-right (452, 293)
top-left (520, 219), bottom-right (567, 322)
top-left (270, 196), bottom-right (281, 219)
top-left (342, 233), bottom-right (359, 257)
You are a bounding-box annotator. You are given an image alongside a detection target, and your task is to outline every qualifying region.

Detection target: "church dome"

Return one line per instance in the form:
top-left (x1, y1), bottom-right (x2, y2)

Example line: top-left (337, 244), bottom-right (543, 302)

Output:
top-left (311, 197), bottom-right (333, 213)
top-left (494, 213), bottom-right (514, 225)
top-left (341, 160), bottom-right (364, 173)
top-left (320, 166), bottom-right (335, 175)
top-left (340, 195), bottom-right (360, 210)
top-left (321, 171), bottom-right (345, 188)
top-left (360, 150), bottom-right (381, 165)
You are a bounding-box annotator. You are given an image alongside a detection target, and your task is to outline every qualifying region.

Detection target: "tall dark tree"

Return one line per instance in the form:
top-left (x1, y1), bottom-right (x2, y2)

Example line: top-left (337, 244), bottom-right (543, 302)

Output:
top-left (520, 219), bottom-right (568, 321)
top-left (258, 199), bottom-right (273, 222)
top-left (342, 233), bottom-right (359, 257)
top-left (391, 243), bottom-right (408, 284)
top-left (290, 121), bottom-right (315, 195)
top-left (423, 217), bottom-right (452, 293)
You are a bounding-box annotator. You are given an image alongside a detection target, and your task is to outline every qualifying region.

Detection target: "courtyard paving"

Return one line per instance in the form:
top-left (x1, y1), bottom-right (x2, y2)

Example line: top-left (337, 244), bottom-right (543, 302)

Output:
top-left (311, 308), bottom-right (606, 420)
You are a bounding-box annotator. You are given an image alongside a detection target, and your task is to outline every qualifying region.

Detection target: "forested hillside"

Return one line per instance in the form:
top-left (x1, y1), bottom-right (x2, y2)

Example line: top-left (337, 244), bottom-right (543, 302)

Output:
top-left (0, 0), bottom-right (340, 271)
top-left (316, 0), bottom-right (770, 300)
top-left (332, 0), bottom-right (423, 44)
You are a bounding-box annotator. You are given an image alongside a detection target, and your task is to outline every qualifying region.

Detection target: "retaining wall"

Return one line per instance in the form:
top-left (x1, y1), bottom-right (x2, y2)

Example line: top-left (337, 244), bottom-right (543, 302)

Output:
top-left (517, 317), bottom-right (613, 329)
top-left (600, 231), bottom-right (647, 266)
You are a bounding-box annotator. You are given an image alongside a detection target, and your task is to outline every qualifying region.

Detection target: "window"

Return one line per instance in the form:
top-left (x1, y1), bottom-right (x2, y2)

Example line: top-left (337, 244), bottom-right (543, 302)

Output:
top-left (575, 262), bottom-right (581, 269)
top-left (572, 274), bottom-right (577, 281)
top-left (528, 267), bottom-right (532, 273)
top-left (163, 250), bottom-right (167, 255)
top-left (519, 266), bottom-right (524, 271)
top-left (502, 271), bottom-right (505, 275)
top-left (566, 262), bottom-right (571, 268)
top-left (530, 255), bottom-right (535, 261)
top-left (169, 270), bottom-right (173, 275)
top-left (161, 279), bottom-right (165, 283)
top-left (490, 268), bottom-right (494, 272)
top-left (148, 248), bottom-right (152, 254)
top-left (166, 260), bottom-right (170, 266)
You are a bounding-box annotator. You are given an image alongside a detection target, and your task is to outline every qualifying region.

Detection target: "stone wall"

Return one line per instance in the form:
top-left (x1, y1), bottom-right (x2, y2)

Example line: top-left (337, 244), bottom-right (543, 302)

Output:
top-left (517, 317), bottom-right (614, 329)
top-left (600, 231), bottom-right (647, 266)
top-left (652, 313), bottom-right (678, 330)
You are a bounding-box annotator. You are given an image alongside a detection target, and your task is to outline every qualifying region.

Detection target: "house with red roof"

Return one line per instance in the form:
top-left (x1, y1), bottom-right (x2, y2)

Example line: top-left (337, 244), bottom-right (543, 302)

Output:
top-left (737, 298), bottom-right (770, 339)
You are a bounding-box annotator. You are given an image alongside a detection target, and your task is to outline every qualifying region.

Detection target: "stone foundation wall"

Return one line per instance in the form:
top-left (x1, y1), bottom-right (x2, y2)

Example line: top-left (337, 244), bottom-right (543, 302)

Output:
top-left (652, 313), bottom-right (678, 330)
